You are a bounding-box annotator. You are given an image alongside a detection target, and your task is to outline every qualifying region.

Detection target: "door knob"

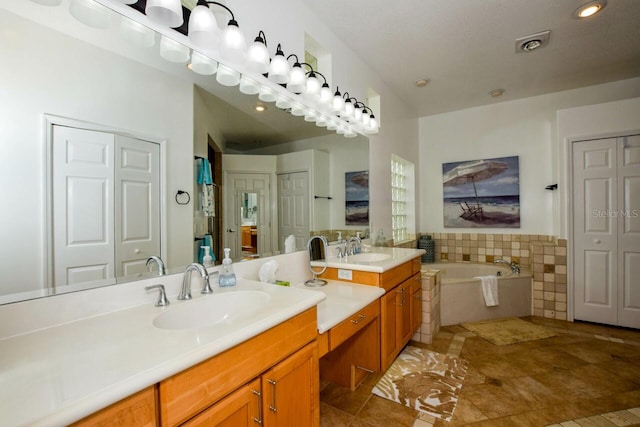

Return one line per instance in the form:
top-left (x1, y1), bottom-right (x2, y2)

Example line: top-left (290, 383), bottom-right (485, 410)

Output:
top-left (134, 248), bottom-right (141, 254)
top-left (593, 239), bottom-right (601, 244)
top-left (227, 228), bottom-right (236, 233)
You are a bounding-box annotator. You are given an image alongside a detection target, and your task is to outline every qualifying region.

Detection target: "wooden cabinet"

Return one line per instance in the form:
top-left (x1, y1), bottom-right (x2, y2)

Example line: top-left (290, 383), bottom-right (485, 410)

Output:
top-left (185, 342), bottom-right (318, 427)
top-left (381, 276), bottom-right (414, 370)
top-left (159, 308), bottom-right (318, 427)
top-left (182, 379), bottom-right (260, 427)
top-left (71, 386), bottom-right (157, 427)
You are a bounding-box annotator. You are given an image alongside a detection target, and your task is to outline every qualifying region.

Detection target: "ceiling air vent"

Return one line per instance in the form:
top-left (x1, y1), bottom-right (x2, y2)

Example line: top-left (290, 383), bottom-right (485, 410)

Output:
top-left (515, 30), bottom-right (551, 53)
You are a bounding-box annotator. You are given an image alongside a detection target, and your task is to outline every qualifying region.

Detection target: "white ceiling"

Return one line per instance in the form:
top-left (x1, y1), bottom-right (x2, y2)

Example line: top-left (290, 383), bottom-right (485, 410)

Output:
top-left (302, 0), bottom-right (640, 117)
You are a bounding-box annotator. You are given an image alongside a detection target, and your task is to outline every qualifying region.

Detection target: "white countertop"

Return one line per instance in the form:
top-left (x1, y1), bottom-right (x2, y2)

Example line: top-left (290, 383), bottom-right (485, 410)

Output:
top-left (295, 280), bottom-right (386, 334)
top-left (0, 279), bottom-right (325, 427)
top-left (311, 246), bottom-right (425, 273)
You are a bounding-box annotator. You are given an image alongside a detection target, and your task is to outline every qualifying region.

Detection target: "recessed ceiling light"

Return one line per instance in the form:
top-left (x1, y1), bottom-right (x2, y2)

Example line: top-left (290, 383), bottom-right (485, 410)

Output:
top-left (255, 104), bottom-right (266, 112)
top-left (489, 89), bottom-right (505, 98)
top-left (415, 78), bottom-right (430, 88)
top-left (574, 0), bottom-right (607, 18)
top-left (515, 30), bottom-right (551, 53)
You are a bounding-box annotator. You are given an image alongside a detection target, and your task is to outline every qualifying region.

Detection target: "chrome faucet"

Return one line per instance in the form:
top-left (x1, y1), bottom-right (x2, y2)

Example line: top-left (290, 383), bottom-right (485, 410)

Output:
top-left (494, 259), bottom-right (520, 274)
top-left (179, 263), bottom-right (212, 300)
top-left (347, 236), bottom-right (362, 255)
top-left (146, 256), bottom-right (166, 276)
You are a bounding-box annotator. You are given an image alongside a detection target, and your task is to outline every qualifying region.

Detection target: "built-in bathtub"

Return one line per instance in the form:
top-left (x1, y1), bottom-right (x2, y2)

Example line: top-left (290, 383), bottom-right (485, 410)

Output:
top-left (426, 262), bottom-right (532, 326)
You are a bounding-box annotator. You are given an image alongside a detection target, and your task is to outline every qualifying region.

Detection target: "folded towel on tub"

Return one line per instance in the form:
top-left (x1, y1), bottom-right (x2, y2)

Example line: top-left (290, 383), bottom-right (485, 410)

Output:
top-left (474, 275), bottom-right (499, 307)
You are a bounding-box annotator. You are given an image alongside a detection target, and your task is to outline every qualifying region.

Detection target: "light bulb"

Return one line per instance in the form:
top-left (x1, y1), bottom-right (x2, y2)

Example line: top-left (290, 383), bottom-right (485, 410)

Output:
top-left (188, 4), bottom-right (219, 47)
top-left (354, 106), bottom-right (363, 122)
top-left (319, 84), bottom-right (332, 105)
top-left (246, 34), bottom-right (269, 74)
top-left (268, 45), bottom-right (290, 84)
top-left (332, 92), bottom-right (345, 113)
top-left (220, 21), bottom-right (246, 66)
top-left (287, 65), bottom-right (306, 94)
top-left (306, 74), bottom-right (321, 96)
top-left (344, 100), bottom-right (355, 119)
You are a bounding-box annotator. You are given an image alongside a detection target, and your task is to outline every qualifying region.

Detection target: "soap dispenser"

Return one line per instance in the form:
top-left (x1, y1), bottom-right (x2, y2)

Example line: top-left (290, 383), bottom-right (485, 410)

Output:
top-left (201, 246), bottom-right (213, 267)
top-left (219, 248), bottom-right (237, 287)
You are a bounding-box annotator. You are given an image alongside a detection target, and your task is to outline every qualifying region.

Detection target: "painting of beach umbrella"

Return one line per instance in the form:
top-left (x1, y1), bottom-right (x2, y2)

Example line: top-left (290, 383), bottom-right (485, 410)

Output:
top-left (442, 156), bottom-right (520, 228)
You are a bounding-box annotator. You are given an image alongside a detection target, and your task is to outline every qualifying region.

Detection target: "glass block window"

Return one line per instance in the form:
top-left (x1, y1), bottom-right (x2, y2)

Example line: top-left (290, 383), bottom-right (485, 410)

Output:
top-left (391, 155), bottom-right (409, 243)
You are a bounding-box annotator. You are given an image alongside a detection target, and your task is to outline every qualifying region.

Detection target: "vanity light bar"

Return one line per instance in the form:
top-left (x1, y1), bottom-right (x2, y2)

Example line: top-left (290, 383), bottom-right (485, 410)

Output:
top-left (90, 0), bottom-right (379, 137)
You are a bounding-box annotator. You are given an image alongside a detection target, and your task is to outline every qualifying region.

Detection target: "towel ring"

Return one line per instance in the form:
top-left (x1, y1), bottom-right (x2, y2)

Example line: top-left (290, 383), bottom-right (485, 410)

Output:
top-left (175, 190), bottom-right (190, 205)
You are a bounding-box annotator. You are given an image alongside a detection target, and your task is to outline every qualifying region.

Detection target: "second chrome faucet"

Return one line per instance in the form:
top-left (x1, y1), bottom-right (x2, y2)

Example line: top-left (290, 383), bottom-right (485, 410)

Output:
top-left (179, 263), bottom-right (214, 300)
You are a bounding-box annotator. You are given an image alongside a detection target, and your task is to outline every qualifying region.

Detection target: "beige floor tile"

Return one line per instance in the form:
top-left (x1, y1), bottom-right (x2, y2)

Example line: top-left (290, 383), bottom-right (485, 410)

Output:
top-left (319, 402), bottom-right (353, 427)
top-left (349, 395), bottom-right (418, 427)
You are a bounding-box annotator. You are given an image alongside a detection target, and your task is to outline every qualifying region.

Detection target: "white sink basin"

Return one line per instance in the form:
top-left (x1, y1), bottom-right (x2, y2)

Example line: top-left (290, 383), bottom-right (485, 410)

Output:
top-left (346, 253), bottom-right (392, 263)
top-left (153, 291), bottom-right (271, 330)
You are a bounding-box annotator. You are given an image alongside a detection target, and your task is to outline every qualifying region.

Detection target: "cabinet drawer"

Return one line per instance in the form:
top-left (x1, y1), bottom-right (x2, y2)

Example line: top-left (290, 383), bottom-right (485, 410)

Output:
top-left (329, 300), bottom-right (379, 351)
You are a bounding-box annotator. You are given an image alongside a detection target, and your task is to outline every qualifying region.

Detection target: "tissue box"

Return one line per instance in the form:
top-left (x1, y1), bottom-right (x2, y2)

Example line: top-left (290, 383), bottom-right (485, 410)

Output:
top-left (275, 280), bottom-right (290, 287)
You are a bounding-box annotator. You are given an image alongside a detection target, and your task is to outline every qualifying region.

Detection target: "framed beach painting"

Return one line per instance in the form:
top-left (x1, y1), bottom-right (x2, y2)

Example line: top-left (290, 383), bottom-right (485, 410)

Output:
top-left (442, 156), bottom-right (520, 228)
top-left (345, 170), bottom-right (369, 225)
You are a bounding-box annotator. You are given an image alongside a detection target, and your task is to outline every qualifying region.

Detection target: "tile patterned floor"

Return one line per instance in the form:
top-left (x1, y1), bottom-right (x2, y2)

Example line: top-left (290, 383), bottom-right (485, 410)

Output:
top-left (319, 317), bottom-right (640, 426)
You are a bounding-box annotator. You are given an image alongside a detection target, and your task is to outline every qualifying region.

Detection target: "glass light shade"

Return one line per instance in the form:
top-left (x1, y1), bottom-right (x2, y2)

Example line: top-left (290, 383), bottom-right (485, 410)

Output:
top-left (30, 0), bottom-right (63, 5)
top-left (305, 75), bottom-right (321, 96)
top-left (326, 120), bottom-right (338, 131)
top-left (315, 115), bottom-right (329, 127)
top-left (332, 94), bottom-right (345, 113)
top-left (239, 76), bottom-right (260, 95)
top-left (354, 107), bottom-right (363, 122)
top-left (258, 86), bottom-right (277, 102)
top-left (246, 41), bottom-right (270, 75)
top-left (287, 66), bottom-right (306, 94)
top-left (290, 102), bottom-right (305, 116)
top-left (336, 125), bottom-right (348, 135)
top-left (69, 0), bottom-right (110, 29)
top-left (362, 113), bottom-right (371, 127)
top-left (268, 54), bottom-right (290, 84)
top-left (189, 51), bottom-right (217, 75)
top-left (345, 128), bottom-right (358, 138)
top-left (319, 85), bottom-right (332, 105)
top-left (220, 22), bottom-right (247, 66)
top-left (275, 96), bottom-right (292, 109)
top-left (365, 116), bottom-right (379, 134)
top-left (188, 4), bottom-right (219, 47)
top-left (120, 17), bottom-right (156, 48)
top-left (160, 35), bottom-right (190, 63)
top-left (215, 63), bottom-right (241, 86)
top-left (304, 109), bottom-right (318, 122)
top-left (343, 100), bottom-right (355, 119)
top-left (145, 0), bottom-right (183, 28)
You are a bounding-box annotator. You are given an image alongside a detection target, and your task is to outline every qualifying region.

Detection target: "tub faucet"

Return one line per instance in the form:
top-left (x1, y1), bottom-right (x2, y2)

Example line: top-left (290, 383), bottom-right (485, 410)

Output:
top-left (146, 256), bottom-right (166, 276)
top-left (494, 259), bottom-right (520, 275)
top-left (179, 263), bottom-right (212, 300)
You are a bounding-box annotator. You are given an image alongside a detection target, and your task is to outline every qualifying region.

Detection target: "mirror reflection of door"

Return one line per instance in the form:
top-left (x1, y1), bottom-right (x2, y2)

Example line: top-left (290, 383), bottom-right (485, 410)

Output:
top-left (52, 125), bottom-right (160, 287)
top-left (278, 172), bottom-right (310, 252)
top-left (224, 173), bottom-right (271, 259)
top-left (241, 192), bottom-right (258, 257)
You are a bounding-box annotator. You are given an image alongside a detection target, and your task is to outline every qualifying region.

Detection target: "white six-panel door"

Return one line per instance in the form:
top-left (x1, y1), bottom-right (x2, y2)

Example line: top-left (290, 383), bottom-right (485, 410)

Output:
top-left (573, 135), bottom-right (640, 328)
top-left (52, 126), bottom-right (160, 287)
top-left (277, 172), bottom-right (310, 252)
top-left (115, 135), bottom-right (160, 277)
top-left (53, 126), bottom-right (115, 287)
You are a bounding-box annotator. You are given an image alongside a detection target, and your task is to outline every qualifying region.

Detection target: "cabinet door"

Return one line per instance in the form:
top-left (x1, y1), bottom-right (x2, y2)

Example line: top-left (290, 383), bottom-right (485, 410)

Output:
top-left (380, 289), bottom-right (399, 370)
top-left (397, 280), bottom-right (413, 346)
top-left (262, 342), bottom-right (319, 427)
top-left (182, 379), bottom-right (261, 427)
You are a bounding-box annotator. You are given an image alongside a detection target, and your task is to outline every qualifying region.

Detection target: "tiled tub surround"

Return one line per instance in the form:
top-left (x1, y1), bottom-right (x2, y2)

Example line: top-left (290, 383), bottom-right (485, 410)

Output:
top-left (413, 269), bottom-right (441, 344)
top-left (424, 233), bottom-right (568, 321)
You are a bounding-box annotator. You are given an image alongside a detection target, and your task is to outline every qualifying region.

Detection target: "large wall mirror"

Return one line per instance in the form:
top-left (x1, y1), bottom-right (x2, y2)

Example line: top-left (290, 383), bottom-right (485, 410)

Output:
top-left (0, 1), bottom-right (368, 305)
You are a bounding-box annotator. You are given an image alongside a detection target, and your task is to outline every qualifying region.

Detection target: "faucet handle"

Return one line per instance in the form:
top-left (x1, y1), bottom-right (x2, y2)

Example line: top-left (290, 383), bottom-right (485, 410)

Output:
top-left (145, 284), bottom-right (170, 307)
top-left (202, 271), bottom-right (218, 294)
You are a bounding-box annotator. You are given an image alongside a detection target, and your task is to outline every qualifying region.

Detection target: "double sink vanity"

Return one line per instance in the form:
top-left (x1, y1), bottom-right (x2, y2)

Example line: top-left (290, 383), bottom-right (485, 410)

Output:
top-left (0, 246), bottom-right (424, 427)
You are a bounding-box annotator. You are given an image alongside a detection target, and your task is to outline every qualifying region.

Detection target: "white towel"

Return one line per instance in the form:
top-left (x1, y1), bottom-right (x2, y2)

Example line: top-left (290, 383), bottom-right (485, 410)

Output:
top-left (284, 234), bottom-right (296, 253)
top-left (474, 275), bottom-right (499, 307)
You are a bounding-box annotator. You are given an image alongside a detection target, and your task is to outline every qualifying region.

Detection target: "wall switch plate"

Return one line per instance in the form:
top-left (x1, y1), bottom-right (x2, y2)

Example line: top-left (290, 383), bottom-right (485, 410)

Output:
top-left (337, 269), bottom-right (353, 280)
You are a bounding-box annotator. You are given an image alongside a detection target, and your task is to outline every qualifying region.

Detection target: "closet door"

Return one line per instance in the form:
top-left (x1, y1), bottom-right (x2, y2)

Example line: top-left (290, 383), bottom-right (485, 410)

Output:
top-left (115, 135), bottom-right (161, 277)
top-left (618, 135), bottom-right (640, 329)
top-left (277, 172), bottom-right (310, 252)
top-left (573, 135), bottom-right (640, 329)
top-left (52, 126), bottom-right (115, 287)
